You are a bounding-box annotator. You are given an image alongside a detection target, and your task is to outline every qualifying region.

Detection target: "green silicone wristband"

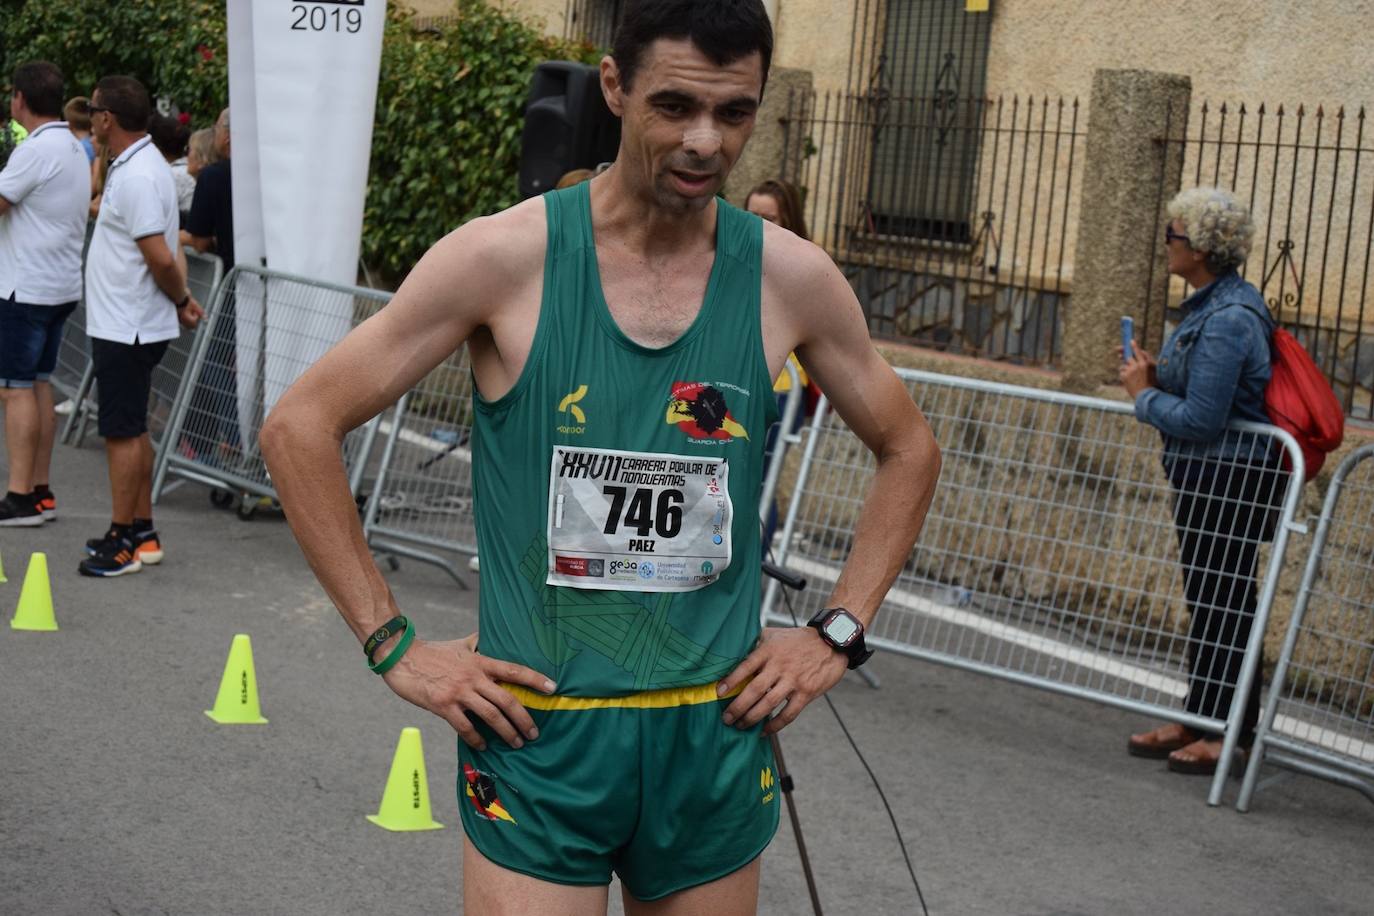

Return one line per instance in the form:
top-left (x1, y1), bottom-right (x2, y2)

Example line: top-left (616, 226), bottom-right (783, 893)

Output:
top-left (368, 621), bottom-right (415, 676)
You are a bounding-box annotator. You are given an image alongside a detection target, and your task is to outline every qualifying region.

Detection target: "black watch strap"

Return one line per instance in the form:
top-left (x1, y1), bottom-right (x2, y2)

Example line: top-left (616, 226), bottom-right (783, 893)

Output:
top-left (175, 293), bottom-right (191, 309)
top-left (807, 607), bottom-right (874, 669)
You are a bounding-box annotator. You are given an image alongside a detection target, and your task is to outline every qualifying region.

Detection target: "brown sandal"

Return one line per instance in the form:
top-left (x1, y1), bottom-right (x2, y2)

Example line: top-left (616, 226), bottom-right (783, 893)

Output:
top-left (1127, 723), bottom-right (1198, 759)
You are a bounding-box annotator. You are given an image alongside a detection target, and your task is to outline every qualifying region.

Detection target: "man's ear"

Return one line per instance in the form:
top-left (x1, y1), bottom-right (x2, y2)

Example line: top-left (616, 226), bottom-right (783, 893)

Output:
top-left (600, 55), bottom-right (626, 118)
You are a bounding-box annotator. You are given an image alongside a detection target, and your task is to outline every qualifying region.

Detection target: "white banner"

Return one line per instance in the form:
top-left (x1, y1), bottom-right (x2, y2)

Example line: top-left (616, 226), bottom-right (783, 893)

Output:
top-left (225, 0), bottom-right (386, 431)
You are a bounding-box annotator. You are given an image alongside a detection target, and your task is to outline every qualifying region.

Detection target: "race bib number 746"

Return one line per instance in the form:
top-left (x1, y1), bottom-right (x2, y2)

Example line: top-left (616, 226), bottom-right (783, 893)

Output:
top-left (546, 446), bottom-right (732, 592)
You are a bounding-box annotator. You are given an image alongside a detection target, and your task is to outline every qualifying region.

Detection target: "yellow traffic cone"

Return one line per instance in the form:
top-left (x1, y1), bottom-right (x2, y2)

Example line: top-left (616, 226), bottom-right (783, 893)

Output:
top-left (204, 634), bottom-right (268, 724)
top-left (366, 727), bottom-right (443, 831)
top-left (10, 553), bottom-right (56, 631)
top-left (0, 548), bottom-right (7, 583)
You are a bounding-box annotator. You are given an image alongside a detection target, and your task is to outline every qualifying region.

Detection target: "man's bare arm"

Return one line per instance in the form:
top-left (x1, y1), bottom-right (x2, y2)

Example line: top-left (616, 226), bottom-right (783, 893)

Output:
top-left (720, 232), bottom-right (941, 734)
top-left (261, 202), bottom-right (555, 751)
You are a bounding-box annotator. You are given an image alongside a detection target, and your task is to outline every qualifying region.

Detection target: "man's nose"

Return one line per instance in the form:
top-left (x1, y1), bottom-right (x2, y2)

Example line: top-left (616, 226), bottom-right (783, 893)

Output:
top-left (682, 126), bottom-right (722, 160)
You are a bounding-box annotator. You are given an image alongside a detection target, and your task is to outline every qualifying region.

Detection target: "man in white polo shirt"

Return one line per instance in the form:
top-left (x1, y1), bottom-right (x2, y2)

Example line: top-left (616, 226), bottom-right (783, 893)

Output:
top-left (80, 75), bottom-right (204, 578)
top-left (0, 61), bottom-right (90, 527)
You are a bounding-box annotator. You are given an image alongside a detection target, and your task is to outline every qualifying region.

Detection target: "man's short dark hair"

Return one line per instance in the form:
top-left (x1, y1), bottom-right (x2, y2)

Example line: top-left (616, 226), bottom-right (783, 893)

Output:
top-left (611, 0), bottom-right (773, 96)
top-left (12, 62), bottom-right (65, 118)
top-left (93, 75), bottom-right (152, 133)
top-left (148, 113), bottom-right (190, 159)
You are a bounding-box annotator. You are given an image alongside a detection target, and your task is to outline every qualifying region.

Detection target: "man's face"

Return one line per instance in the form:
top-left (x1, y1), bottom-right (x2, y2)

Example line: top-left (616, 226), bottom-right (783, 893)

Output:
top-left (604, 39), bottom-right (762, 213)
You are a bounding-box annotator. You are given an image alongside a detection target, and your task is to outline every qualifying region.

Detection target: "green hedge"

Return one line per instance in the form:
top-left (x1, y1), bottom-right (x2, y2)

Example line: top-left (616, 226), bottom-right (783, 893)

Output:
top-left (0, 0), bottom-right (229, 128)
top-left (0, 0), bottom-right (600, 282)
top-left (366, 2), bottom-right (599, 280)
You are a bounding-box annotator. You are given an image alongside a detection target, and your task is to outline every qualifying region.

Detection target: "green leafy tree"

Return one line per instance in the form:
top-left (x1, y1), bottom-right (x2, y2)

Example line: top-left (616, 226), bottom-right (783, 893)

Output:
top-left (0, 0), bottom-right (228, 127)
top-left (364, 1), bottom-right (600, 279)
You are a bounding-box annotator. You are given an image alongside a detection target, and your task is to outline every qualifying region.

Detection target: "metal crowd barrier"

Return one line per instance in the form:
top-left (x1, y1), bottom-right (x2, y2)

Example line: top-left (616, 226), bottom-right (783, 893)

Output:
top-left (55, 248), bottom-right (223, 447)
top-left (362, 358), bottom-right (805, 585)
top-left (1239, 442), bottom-right (1374, 810)
top-left (764, 368), bottom-right (1305, 806)
top-left (361, 347), bottom-right (478, 583)
top-left (151, 265), bottom-right (388, 510)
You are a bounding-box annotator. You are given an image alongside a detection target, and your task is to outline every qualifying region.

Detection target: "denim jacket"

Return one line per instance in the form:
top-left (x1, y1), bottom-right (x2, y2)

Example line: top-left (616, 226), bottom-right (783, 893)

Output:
top-left (1134, 270), bottom-right (1275, 467)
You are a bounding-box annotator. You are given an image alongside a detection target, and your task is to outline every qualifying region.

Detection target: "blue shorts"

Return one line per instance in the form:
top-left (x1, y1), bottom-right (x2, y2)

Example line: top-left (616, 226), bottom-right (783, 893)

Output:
top-left (0, 295), bottom-right (78, 389)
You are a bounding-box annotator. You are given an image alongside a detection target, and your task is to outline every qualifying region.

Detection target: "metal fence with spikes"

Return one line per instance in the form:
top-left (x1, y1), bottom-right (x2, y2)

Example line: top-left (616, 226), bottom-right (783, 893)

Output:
top-left (1149, 100), bottom-right (1374, 421)
top-left (779, 90), bottom-right (1084, 367)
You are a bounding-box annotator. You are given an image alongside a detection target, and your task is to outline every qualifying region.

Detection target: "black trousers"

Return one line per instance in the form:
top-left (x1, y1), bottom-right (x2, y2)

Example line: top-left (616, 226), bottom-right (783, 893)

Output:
top-left (1169, 453), bottom-right (1286, 744)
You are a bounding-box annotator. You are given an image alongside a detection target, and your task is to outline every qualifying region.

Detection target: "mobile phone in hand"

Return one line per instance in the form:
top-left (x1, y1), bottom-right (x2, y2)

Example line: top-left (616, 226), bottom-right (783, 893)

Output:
top-left (1120, 316), bottom-right (1134, 361)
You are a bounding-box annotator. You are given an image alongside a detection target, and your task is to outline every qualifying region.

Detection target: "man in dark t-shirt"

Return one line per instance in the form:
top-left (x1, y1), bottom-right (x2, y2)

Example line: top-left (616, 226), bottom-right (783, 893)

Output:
top-left (181, 106), bottom-right (238, 462)
top-left (184, 107), bottom-right (232, 267)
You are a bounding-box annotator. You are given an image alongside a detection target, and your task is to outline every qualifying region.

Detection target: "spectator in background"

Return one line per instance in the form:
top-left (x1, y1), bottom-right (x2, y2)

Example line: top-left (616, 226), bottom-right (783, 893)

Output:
top-left (183, 108), bottom-right (232, 267)
top-left (0, 61), bottom-right (90, 527)
top-left (63, 97), bottom-right (97, 165)
top-left (80, 75), bottom-right (203, 576)
top-left (149, 113), bottom-right (194, 224)
top-left (185, 126), bottom-right (221, 179)
top-left (181, 106), bottom-right (238, 466)
top-left (556, 168), bottom-right (594, 189)
top-left (747, 178), bottom-right (823, 544)
top-left (1122, 187), bottom-right (1285, 776)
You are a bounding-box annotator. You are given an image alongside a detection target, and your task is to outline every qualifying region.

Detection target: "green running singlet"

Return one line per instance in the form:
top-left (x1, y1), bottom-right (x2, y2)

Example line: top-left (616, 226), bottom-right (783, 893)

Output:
top-left (470, 182), bottom-right (779, 697)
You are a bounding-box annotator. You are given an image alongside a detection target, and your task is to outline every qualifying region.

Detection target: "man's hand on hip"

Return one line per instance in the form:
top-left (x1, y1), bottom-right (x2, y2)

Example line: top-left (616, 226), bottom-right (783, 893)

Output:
top-left (381, 632), bottom-right (556, 751)
top-left (717, 626), bottom-right (849, 736)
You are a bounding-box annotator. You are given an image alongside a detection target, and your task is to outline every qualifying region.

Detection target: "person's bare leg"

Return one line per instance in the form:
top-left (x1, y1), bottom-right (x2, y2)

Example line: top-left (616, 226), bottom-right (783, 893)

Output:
top-left (463, 837), bottom-right (609, 916)
top-left (31, 381), bottom-right (56, 489)
top-left (623, 856), bottom-right (761, 916)
top-left (106, 436), bottom-right (144, 526)
top-left (1, 387), bottom-right (38, 493)
top-left (136, 432), bottom-right (154, 519)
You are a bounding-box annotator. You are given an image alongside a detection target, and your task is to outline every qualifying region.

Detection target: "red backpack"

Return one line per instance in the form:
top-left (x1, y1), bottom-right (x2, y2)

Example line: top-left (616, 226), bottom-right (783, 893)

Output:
top-left (1265, 327), bottom-right (1345, 480)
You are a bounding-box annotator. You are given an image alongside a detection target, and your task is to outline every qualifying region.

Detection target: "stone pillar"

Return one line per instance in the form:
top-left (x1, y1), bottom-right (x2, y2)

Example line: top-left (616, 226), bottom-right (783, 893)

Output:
top-left (1061, 69), bottom-right (1191, 392)
top-left (723, 66), bottom-right (814, 207)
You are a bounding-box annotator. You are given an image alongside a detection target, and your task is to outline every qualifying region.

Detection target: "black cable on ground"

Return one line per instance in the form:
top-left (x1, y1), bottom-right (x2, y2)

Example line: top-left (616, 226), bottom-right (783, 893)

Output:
top-left (767, 540), bottom-right (931, 916)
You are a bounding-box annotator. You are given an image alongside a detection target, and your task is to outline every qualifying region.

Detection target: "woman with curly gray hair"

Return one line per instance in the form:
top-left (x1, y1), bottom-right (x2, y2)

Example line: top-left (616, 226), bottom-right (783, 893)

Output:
top-left (1120, 187), bottom-right (1287, 777)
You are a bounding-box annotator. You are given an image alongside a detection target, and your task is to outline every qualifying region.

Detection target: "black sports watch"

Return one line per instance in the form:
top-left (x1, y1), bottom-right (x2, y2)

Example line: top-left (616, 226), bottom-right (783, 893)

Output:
top-left (807, 606), bottom-right (873, 669)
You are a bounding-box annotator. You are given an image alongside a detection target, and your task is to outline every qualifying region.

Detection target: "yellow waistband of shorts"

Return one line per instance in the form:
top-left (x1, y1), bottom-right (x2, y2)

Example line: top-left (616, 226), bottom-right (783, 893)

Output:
top-left (501, 680), bottom-right (744, 711)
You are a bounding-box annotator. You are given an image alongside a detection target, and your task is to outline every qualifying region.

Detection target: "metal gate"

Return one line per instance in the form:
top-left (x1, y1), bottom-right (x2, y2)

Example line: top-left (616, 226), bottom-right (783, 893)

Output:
top-left (1238, 442), bottom-right (1374, 810)
top-left (151, 265), bottom-right (388, 507)
top-left (764, 368), bottom-right (1305, 805)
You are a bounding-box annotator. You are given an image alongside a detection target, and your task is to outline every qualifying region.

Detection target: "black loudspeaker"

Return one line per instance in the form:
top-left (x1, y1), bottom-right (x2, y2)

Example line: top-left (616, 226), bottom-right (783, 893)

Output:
top-left (518, 62), bottom-right (621, 199)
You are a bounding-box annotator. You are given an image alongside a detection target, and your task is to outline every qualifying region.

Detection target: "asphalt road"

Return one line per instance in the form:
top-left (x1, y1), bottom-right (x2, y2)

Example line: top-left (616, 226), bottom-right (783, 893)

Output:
top-left (1, 439), bottom-right (1369, 915)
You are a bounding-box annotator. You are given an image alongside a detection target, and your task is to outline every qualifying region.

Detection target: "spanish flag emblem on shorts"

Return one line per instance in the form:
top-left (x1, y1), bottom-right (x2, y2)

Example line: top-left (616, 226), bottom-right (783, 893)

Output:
top-left (464, 763), bottom-right (517, 824)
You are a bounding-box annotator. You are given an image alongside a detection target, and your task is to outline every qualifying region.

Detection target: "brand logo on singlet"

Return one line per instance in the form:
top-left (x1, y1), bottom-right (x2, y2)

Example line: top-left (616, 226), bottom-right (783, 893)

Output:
top-left (665, 381), bottom-right (749, 442)
top-left (557, 384), bottom-right (588, 434)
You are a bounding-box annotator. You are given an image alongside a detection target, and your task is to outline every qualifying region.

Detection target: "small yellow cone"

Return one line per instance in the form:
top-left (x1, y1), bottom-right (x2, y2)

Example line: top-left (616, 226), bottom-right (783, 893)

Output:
top-left (0, 548), bottom-right (8, 583)
top-left (366, 727), bottom-right (443, 831)
top-left (10, 553), bottom-right (56, 631)
top-left (204, 634), bottom-right (268, 724)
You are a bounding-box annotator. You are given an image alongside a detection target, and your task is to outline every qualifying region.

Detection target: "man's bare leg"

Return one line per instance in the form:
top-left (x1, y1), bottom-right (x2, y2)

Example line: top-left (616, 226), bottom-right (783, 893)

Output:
top-left (31, 381), bottom-right (56, 491)
top-left (622, 856), bottom-right (761, 916)
top-left (104, 436), bottom-right (150, 527)
top-left (463, 837), bottom-right (609, 916)
top-left (1, 387), bottom-right (39, 493)
top-left (136, 432), bottom-right (154, 519)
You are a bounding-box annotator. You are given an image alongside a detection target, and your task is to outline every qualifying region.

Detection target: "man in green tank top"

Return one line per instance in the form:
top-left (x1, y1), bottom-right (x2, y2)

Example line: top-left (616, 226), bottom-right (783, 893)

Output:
top-left (263, 1), bottom-right (940, 913)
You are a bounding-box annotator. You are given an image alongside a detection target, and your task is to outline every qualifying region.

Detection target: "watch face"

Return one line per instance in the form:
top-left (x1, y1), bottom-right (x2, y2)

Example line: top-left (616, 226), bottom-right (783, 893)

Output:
top-left (824, 613), bottom-right (859, 647)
